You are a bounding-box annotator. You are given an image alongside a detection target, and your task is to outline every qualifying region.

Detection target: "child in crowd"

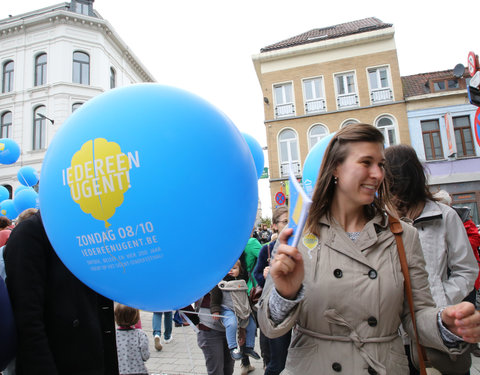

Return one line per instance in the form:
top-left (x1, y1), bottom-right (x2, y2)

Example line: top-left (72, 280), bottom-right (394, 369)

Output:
top-left (210, 260), bottom-right (260, 361)
top-left (114, 303), bottom-right (150, 375)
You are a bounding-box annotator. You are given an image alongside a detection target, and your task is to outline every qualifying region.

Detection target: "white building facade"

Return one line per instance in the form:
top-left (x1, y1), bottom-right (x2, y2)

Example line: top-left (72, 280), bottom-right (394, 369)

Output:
top-left (0, 0), bottom-right (155, 196)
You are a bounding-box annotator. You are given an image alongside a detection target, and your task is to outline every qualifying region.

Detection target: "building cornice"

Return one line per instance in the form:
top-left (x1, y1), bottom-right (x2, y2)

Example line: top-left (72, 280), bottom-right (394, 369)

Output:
top-left (0, 7), bottom-right (155, 83)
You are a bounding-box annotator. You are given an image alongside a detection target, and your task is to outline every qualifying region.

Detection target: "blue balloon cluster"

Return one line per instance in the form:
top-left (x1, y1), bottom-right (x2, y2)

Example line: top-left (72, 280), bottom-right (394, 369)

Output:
top-left (0, 138), bottom-right (39, 219)
top-left (39, 84), bottom-right (258, 311)
top-left (302, 133), bottom-right (335, 197)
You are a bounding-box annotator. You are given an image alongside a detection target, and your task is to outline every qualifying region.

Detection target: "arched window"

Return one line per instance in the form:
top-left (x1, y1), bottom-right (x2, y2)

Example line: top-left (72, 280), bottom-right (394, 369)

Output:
top-left (110, 67), bottom-right (116, 89)
top-left (72, 102), bottom-right (83, 112)
top-left (35, 53), bottom-right (47, 86)
top-left (33, 106), bottom-right (46, 150)
top-left (376, 115), bottom-right (397, 146)
top-left (308, 124), bottom-right (328, 150)
top-left (340, 119), bottom-right (359, 128)
top-left (278, 129), bottom-right (300, 176)
top-left (2, 60), bottom-right (14, 93)
top-left (73, 51), bottom-right (90, 85)
top-left (2, 185), bottom-right (12, 199)
top-left (1, 111), bottom-right (12, 138)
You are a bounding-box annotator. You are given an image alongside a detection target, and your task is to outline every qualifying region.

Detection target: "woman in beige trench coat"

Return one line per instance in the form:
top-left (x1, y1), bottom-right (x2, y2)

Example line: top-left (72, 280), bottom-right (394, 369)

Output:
top-left (257, 123), bottom-right (480, 375)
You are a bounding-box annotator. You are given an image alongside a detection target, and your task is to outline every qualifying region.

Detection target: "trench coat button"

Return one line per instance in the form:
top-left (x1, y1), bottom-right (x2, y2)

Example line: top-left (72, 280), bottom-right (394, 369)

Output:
top-left (72, 319), bottom-right (80, 327)
top-left (367, 316), bottom-right (377, 327)
top-left (333, 269), bottom-right (343, 278)
top-left (332, 362), bottom-right (342, 372)
top-left (368, 269), bottom-right (377, 279)
top-left (367, 366), bottom-right (377, 374)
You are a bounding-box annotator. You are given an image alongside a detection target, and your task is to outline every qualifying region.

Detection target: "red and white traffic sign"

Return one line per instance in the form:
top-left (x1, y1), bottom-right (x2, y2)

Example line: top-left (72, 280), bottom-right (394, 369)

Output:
top-left (275, 192), bottom-right (286, 206)
top-left (468, 51), bottom-right (479, 77)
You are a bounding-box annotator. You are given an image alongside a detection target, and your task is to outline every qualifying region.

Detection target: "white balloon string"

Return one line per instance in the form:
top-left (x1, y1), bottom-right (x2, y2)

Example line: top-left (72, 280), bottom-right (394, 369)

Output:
top-left (178, 309), bottom-right (228, 319)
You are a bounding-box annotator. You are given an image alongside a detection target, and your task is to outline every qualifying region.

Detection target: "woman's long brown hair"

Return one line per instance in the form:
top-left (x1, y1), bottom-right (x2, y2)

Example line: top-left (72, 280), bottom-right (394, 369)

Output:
top-left (305, 123), bottom-right (394, 236)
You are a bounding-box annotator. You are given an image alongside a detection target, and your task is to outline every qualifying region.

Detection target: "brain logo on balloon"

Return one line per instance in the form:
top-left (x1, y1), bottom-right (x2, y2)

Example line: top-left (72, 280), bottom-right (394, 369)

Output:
top-left (63, 138), bottom-right (137, 228)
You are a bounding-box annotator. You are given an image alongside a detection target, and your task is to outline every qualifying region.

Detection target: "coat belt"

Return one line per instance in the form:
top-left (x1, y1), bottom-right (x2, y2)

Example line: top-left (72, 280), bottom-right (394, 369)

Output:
top-left (295, 309), bottom-right (398, 375)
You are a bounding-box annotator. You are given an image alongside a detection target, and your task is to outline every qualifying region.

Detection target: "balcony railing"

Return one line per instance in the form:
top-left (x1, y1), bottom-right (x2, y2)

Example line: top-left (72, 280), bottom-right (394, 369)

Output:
top-left (305, 98), bottom-right (326, 113)
top-left (371, 88), bottom-right (393, 103)
top-left (280, 161), bottom-right (301, 177)
top-left (275, 103), bottom-right (295, 118)
top-left (337, 93), bottom-right (358, 108)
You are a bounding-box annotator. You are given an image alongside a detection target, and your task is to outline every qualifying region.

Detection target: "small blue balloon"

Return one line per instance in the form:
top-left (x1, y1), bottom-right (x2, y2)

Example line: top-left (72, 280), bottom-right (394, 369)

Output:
top-left (13, 188), bottom-right (39, 214)
top-left (0, 186), bottom-right (9, 202)
top-left (242, 133), bottom-right (264, 179)
top-left (14, 185), bottom-right (29, 195)
top-left (302, 133), bottom-right (336, 197)
top-left (39, 84), bottom-right (258, 311)
top-left (17, 166), bottom-right (39, 187)
top-left (0, 138), bottom-right (20, 165)
top-left (0, 199), bottom-right (18, 220)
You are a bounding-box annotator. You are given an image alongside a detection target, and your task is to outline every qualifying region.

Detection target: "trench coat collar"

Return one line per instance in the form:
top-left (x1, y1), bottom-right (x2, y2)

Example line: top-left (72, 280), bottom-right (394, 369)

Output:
top-left (317, 212), bottom-right (390, 268)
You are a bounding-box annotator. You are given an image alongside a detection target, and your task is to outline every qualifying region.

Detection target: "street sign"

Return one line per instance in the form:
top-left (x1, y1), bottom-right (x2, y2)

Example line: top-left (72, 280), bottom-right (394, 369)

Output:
top-left (259, 167), bottom-right (269, 179)
top-left (474, 107), bottom-right (480, 148)
top-left (468, 51), bottom-right (479, 77)
top-left (275, 192), bottom-right (286, 206)
top-left (470, 71), bottom-right (480, 89)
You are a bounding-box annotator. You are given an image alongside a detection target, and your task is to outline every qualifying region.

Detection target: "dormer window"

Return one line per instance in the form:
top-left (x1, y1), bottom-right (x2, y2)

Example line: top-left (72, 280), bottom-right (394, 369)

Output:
top-left (429, 77), bottom-right (466, 93)
top-left (70, 0), bottom-right (93, 16)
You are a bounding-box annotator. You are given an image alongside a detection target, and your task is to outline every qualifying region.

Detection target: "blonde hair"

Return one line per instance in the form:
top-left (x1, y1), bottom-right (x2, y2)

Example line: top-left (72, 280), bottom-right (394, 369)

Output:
top-left (17, 208), bottom-right (38, 224)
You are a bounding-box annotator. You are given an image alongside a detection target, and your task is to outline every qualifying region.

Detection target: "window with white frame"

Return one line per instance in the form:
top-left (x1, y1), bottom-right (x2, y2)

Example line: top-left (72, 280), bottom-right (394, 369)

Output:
top-left (341, 119), bottom-right (359, 128)
top-left (35, 53), bottom-right (47, 86)
top-left (274, 82), bottom-right (295, 118)
top-left (308, 124), bottom-right (328, 149)
top-left (2, 60), bottom-right (14, 93)
top-left (453, 115), bottom-right (475, 157)
top-left (73, 51), bottom-right (90, 85)
top-left (303, 77), bottom-right (325, 113)
top-left (368, 66), bottom-right (392, 103)
top-left (335, 72), bottom-right (358, 108)
top-left (33, 106), bottom-right (46, 150)
top-left (278, 129), bottom-right (300, 176)
top-left (72, 102), bottom-right (83, 112)
top-left (110, 67), bottom-right (116, 89)
top-left (376, 116), bottom-right (397, 146)
top-left (1, 111), bottom-right (12, 138)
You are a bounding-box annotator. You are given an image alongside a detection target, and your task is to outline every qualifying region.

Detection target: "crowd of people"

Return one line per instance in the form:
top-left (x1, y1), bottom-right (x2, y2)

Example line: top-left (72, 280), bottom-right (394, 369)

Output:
top-left (2, 123), bottom-right (480, 375)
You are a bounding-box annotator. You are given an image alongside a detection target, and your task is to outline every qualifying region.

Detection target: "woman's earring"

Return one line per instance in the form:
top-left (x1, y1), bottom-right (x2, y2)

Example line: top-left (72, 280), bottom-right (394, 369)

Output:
top-left (334, 176), bottom-right (338, 184)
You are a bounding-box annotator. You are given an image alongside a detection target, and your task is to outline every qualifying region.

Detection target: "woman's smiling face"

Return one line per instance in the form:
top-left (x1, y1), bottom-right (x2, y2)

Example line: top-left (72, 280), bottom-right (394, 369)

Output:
top-left (332, 141), bottom-right (385, 209)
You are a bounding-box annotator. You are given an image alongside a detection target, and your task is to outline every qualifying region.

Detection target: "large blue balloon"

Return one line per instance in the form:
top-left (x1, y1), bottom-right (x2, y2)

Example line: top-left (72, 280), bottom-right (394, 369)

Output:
top-left (242, 133), bottom-right (264, 179)
top-left (0, 186), bottom-right (9, 202)
top-left (13, 188), bottom-right (39, 214)
top-left (18, 166), bottom-right (39, 187)
top-left (0, 276), bottom-right (16, 370)
top-left (39, 84), bottom-right (258, 311)
top-left (0, 138), bottom-right (20, 165)
top-left (302, 133), bottom-right (336, 197)
top-left (0, 199), bottom-right (18, 220)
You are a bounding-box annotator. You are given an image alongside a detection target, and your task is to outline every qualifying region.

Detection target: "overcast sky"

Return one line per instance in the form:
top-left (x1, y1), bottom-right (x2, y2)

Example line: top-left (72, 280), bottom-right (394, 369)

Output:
top-left (1, 0), bottom-right (477, 217)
